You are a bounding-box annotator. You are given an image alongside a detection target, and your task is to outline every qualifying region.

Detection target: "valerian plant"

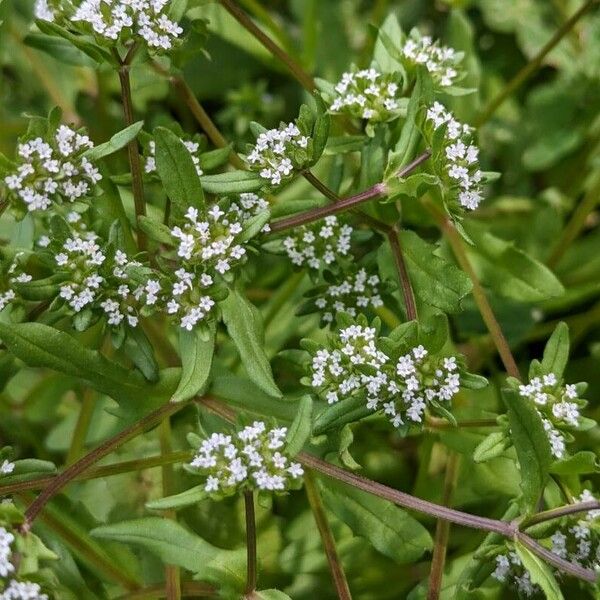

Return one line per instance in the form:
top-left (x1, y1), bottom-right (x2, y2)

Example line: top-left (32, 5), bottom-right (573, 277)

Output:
top-left (0, 1), bottom-right (599, 599)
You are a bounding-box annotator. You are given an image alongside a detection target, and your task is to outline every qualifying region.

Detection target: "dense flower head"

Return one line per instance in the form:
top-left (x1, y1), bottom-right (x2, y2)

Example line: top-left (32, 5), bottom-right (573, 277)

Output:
top-left (36, 0), bottom-right (184, 52)
top-left (189, 421), bottom-right (304, 497)
top-left (0, 527), bottom-right (14, 579)
top-left (282, 216), bottom-right (353, 271)
top-left (0, 580), bottom-right (48, 600)
top-left (492, 551), bottom-right (539, 597)
top-left (328, 68), bottom-right (402, 124)
top-left (165, 205), bottom-right (249, 330)
top-left (3, 124), bottom-right (101, 212)
top-left (145, 139), bottom-right (203, 177)
top-left (228, 193), bottom-right (271, 234)
top-left (400, 32), bottom-right (462, 88)
top-left (518, 373), bottom-right (586, 459)
top-left (246, 122), bottom-right (311, 187)
top-left (312, 268), bottom-right (384, 324)
top-left (425, 101), bottom-right (484, 211)
top-left (309, 324), bottom-right (461, 427)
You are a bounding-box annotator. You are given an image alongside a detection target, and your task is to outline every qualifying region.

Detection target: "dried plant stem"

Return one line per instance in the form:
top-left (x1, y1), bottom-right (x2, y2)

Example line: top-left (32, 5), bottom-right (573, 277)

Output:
top-left (387, 226), bottom-right (418, 321)
top-left (116, 47), bottom-right (147, 250)
top-left (476, 0), bottom-right (596, 126)
top-left (427, 453), bottom-right (460, 600)
top-left (425, 200), bottom-right (521, 380)
top-left (305, 471), bottom-right (353, 600)
top-left (22, 400), bottom-right (193, 530)
top-left (244, 491), bottom-right (258, 596)
top-left (219, 0), bottom-right (315, 92)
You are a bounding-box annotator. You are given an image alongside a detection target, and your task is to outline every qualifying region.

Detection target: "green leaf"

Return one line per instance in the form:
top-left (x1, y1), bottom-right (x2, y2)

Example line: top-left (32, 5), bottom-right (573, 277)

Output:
top-left (92, 518), bottom-right (245, 589)
top-left (515, 542), bottom-right (564, 600)
top-left (200, 171), bottom-right (263, 194)
top-left (463, 222), bottom-right (564, 302)
top-left (502, 388), bottom-right (552, 510)
top-left (220, 288), bottom-right (282, 398)
top-left (171, 322), bottom-right (216, 403)
top-left (154, 126), bottom-right (206, 216)
top-left (138, 215), bottom-right (173, 245)
top-left (84, 122), bottom-right (144, 161)
top-left (378, 230), bottom-right (472, 314)
top-left (550, 451), bottom-right (600, 475)
top-left (285, 395), bottom-right (312, 456)
top-left (472, 431), bottom-right (510, 463)
top-left (123, 326), bottom-right (159, 382)
top-left (24, 33), bottom-right (96, 67)
top-left (0, 459), bottom-right (56, 485)
top-left (146, 485), bottom-right (206, 511)
top-left (255, 591), bottom-right (292, 600)
top-left (320, 479), bottom-right (433, 563)
top-left (540, 322), bottom-right (569, 379)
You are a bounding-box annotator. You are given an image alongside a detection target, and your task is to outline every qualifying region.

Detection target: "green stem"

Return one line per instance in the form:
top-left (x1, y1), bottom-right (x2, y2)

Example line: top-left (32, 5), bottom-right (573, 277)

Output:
top-left (22, 400), bottom-right (193, 529)
top-left (66, 389), bottom-right (95, 465)
top-left (305, 471), bottom-right (353, 600)
top-left (547, 171), bottom-right (600, 267)
top-left (387, 226), bottom-right (418, 321)
top-left (425, 200), bottom-right (521, 380)
top-left (219, 0), bottom-right (315, 92)
top-left (476, 0), bottom-right (596, 126)
top-left (520, 500), bottom-right (600, 529)
top-left (243, 490), bottom-right (258, 596)
top-left (0, 451), bottom-right (192, 496)
top-left (116, 47), bottom-right (147, 251)
top-left (427, 453), bottom-right (460, 600)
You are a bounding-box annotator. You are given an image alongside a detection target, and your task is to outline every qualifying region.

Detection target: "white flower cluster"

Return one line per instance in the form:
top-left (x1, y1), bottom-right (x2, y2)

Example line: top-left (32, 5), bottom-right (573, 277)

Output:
top-left (3, 125), bottom-right (101, 212)
top-left (0, 580), bottom-right (48, 600)
top-left (518, 373), bottom-right (584, 459)
top-left (0, 462), bottom-right (14, 477)
top-left (314, 268), bottom-right (384, 324)
top-left (0, 292), bottom-right (15, 313)
top-left (400, 33), bottom-right (462, 88)
top-left (426, 102), bottom-right (483, 210)
top-left (167, 206), bottom-right (248, 330)
top-left (329, 68), bottom-right (401, 124)
top-left (492, 551), bottom-right (539, 597)
top-left (229, 193), bottom-right (271, 234)
top-left (145, 139), bottom-right (203, 177)
top-left (190, 421), bottom-right (304, 496)
top-left (247, 122), bottom-right (310, 187)
top-left (36, 0), bottom-right (184, 52)
top-left (0, 529), bottom-right (14, 580)
top-left (310, 325), bottom-right (461, 427)
top-left (283, 216), bottom-right (353, 271)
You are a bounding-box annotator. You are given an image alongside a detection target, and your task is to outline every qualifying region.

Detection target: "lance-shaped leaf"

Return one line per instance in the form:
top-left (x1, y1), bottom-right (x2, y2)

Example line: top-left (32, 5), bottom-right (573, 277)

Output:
top-left (171, 322), bottom-right (216, 403)
top-left (221, 287), bottom-right (282, 398)
top-left (84, 122), bottom-right (144, 161)
top-left (0, 322), bottom-right (148, 405)
top-left (378, 230), bottom-right (472, 314)
top-left (154, 126), bottom-right (206, 216)
top-left (92, 518), bottom-right (245, 590)
top-left (320, 478), bottom-right (433, 563)
top-left (515, 542), bottom-right (564, 600)
top-left (502, 388), bottom-right (552, 510)
top-left (463, 222), bottom-right (564, 302)
top-left (200, 171), bottom-right (263, 194)
top-left (540, 322), bottom-right (569, 379)
top-left (285, 395), bottom-right (312, 456)
top-left (146, 485), bottom-right (206, 511)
